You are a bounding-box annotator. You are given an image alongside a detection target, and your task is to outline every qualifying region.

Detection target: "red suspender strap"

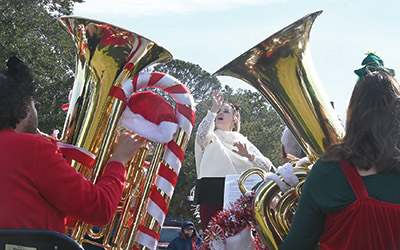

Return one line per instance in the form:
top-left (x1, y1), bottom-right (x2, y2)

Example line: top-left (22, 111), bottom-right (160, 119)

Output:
top-left (339, 160), bottom-right (369, 199)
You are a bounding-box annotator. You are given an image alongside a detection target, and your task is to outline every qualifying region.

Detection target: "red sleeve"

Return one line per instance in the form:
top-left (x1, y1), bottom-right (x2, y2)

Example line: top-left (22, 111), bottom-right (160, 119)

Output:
top-left (31, 136), bottom-right (127, 225)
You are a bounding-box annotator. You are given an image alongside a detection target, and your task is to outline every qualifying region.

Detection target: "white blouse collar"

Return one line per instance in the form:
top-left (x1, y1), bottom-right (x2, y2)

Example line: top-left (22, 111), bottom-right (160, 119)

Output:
top-left (215, 129), bottom-right (246, 145)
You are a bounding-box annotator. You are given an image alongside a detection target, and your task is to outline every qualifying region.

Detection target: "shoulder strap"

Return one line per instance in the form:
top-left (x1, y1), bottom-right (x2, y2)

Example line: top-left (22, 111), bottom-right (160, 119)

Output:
top-left (340, 160), bottom-right (369, 199)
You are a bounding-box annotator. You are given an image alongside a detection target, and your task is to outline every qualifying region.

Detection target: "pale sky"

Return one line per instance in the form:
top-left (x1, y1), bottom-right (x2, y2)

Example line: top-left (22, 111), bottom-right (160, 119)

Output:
top-left (73, 0), bottom-right (400, 121)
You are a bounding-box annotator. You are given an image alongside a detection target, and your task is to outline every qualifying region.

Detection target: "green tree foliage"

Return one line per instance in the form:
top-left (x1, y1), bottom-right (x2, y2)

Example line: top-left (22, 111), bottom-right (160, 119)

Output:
top-left (153, 59), bottom-right (285, 225)
top-left (0, 0), bottom-right (82, 133)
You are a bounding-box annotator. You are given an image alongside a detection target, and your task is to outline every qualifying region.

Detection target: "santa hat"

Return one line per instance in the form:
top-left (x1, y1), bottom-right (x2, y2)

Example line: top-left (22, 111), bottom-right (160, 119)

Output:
top-left (121, 91), bottom-right (178, 143)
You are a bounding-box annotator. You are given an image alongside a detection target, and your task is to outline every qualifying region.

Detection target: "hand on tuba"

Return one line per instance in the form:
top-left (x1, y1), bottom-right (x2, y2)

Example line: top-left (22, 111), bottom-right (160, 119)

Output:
top-left (109, 130), bottom-right (147, 166)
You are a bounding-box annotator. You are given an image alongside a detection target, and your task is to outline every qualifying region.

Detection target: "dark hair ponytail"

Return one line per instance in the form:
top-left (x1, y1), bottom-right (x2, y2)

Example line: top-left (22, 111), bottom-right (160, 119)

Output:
top-left (0, 56), bottom-right (35, 129)
top-left (6, 56), bottom-right (34, 96)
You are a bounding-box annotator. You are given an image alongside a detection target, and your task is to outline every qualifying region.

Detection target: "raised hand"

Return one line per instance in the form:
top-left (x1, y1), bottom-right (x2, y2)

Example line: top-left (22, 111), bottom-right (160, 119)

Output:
top-left (210, 89), bottom-right (224, 113)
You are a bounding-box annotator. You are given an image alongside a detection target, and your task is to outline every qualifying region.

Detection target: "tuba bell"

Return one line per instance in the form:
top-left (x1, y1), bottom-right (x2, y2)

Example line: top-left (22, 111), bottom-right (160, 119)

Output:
top-left (57, 17), bottom-right (195, 250)
top-left (213, 10), bottom-right (344, 249)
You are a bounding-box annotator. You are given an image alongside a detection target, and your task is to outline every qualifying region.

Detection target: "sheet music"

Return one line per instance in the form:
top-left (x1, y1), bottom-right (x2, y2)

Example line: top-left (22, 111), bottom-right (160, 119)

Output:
top-left (223, 173), bottom-right (263, 209)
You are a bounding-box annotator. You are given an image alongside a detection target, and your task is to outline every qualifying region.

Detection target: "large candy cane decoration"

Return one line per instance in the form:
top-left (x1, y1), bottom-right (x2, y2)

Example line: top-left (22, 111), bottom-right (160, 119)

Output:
top-left (119, 72), bottom-right (195, 250)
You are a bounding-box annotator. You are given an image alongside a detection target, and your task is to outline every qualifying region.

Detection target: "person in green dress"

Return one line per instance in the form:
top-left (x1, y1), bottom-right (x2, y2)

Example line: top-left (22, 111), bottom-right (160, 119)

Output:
top-left (280, 53), bottom-right (400, 250)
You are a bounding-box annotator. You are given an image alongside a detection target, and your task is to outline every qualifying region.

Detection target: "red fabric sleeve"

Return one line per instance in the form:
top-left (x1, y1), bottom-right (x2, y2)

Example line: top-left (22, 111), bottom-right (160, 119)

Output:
top-left (31, 136), bottom-right (127, 225)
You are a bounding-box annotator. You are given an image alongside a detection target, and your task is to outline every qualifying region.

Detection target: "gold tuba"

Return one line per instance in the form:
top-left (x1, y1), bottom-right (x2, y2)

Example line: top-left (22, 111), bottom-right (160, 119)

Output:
top-left (57, 17), bottom-right (195, 250)
top-left (213, 10), bottom-right (344, 249)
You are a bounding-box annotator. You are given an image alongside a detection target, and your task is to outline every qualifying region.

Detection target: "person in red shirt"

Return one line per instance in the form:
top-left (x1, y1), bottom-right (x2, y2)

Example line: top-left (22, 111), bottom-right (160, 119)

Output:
top-left (0, 56), bottom-right (146, 233)
top-left (280, 53), bottom-right (400, 250)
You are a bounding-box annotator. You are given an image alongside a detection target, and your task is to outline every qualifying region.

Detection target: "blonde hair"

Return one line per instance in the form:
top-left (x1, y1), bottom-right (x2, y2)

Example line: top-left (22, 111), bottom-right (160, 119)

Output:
top-left (226, 103), bottom-right (241, 132)
top-left (232, 110), bottom-right (241, 132)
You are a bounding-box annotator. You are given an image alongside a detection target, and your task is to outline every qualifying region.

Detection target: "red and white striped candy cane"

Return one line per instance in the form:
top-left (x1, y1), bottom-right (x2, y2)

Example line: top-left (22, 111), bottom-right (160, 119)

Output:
top-left (119, 72), bottom-right (195, 250)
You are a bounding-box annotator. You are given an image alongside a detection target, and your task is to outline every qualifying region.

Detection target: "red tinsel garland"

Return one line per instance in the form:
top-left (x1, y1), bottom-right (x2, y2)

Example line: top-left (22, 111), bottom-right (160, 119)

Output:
top-left (201, 191), bottom-right (266, 250)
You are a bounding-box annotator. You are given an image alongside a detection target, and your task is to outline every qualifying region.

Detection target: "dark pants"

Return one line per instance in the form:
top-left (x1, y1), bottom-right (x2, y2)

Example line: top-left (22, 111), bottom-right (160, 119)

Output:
top-left (196, 178), bottom-right (225, 232)
top-left (199, 204), bottom-right (223, 232)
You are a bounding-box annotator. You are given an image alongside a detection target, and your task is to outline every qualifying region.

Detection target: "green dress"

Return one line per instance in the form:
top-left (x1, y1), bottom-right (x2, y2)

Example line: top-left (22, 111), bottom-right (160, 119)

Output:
top-left (279, 159), bottom-right (400, 250)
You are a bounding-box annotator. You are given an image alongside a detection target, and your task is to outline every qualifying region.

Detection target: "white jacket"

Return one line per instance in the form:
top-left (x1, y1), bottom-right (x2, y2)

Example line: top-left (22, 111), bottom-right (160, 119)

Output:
top-left (195, 111), bottom-right (274, 179)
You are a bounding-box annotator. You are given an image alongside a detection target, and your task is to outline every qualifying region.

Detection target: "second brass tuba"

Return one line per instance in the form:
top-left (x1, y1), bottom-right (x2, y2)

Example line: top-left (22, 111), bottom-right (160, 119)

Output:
top-left (213, 10), bottom-right (344, 249)
top-left (57, 17), bottom-right (195, 250)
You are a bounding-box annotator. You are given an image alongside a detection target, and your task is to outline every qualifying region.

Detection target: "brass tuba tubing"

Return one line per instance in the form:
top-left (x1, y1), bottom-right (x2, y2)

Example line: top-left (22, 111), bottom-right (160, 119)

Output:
top-left (108, 146), bottom-right (149, 247)
top-left (238, 167), bottom-right (265, 194)
top-left (125, 142), bottom-right (165, 250)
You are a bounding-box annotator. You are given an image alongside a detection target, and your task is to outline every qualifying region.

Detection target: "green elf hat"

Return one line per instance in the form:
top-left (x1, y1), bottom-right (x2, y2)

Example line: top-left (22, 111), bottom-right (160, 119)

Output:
top-left (354, 52), bottom-right (395, 77)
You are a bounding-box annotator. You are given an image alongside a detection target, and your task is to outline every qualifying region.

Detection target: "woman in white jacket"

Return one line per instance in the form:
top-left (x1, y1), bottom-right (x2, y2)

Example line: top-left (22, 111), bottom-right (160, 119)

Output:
top-left (195, 90), bottom-right (275, 231)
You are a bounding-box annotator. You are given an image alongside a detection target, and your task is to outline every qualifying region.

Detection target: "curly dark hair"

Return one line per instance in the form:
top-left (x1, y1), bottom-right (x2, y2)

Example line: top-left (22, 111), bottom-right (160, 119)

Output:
top-left (0, 56), bottom-right (35, 130)
top-left (322, 70), bottom-right (400, 173)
